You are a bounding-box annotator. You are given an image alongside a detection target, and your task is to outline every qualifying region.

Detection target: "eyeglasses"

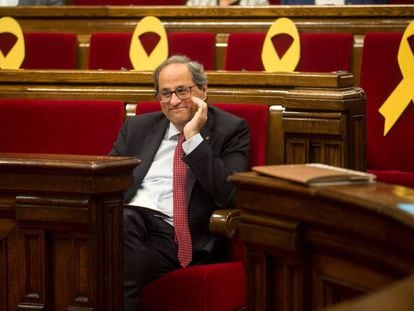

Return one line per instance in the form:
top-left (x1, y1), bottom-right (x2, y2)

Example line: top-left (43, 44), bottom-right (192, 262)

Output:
top-left (156, 85), bottom-right (197, 103)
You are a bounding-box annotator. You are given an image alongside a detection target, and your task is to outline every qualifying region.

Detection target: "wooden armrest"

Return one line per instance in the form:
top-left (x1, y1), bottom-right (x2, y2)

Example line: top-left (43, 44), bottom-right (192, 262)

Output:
top-left (209, 209), bottom-right (241, 239)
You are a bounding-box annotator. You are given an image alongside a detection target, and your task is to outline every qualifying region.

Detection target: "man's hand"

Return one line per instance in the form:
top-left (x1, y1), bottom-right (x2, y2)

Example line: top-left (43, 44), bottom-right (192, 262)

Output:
top-left (183, 96), bottom-right (208, 140)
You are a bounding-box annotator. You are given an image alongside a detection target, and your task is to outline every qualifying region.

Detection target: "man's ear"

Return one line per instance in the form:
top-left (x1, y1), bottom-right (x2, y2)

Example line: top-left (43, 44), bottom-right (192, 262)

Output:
top-left (202, 87), bottom-right (208, 100)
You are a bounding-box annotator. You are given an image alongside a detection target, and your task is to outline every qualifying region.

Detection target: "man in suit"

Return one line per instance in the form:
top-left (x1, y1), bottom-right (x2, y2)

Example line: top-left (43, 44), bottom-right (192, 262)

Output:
top-left (110, 55), bottom-right (250, 311)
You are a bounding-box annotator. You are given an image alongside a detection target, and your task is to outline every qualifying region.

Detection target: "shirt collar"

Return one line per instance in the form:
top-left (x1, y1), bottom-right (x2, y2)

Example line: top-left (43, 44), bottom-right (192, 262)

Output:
top-left (166, 123), bottom-right (181, 140)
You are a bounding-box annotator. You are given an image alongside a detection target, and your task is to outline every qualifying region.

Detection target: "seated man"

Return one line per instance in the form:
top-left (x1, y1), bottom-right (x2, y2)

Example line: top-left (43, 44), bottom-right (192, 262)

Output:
top-left (109, 55), bottom-right (250, 311)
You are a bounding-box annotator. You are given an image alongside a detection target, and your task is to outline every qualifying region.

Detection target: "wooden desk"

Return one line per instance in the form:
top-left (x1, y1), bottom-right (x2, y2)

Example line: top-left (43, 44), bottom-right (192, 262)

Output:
top-left (228, 172), bottom-right (414, 310)
top-left (0, 153), bottom-right (139, 311)
top-left (1, 5), bottom-right (413, 81)
top-left (0, 69), bottom-right (366, 170)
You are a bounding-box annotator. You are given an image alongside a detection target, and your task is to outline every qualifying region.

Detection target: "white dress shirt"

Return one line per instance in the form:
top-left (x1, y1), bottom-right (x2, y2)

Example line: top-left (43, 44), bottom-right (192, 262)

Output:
top-left (186, 0), bottom-right (270, 5)
top-left (0, 0), bottom-right (18, 6)
top-left (127, 123), bottom-right (202, 226)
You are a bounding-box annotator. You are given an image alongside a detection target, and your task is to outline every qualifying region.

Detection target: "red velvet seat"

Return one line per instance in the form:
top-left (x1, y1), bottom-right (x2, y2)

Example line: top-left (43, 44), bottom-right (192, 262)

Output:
top-left (134, 101), bottom-right (269, 310)
top-left (73, 0), bottom-right (184, 5)
top-left (359, 32), bottom-right (414, 188)
top-left (88, 32), bottom-right (215, 70)
top-left (390, 0), bottom-right (414, 3)
top-left (0, 99), bottom-right (125, 155)
top-left (21, 32), bottom-right (78, 69)
top-left (224, 32), bottom-right (353, 72)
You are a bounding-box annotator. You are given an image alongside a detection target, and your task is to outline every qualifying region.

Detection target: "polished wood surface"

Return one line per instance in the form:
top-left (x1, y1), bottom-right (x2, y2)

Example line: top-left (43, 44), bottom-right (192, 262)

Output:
top-left (323, 274), bottom-right (414, 311)
top-left (0, 153), bottom-right (139, 311)
top-left (0, 69), bottom-right (365, 170)
top-left (228, 172), bottom-right (414, 310)
top-left (1, 5), bottom-right (412, 81)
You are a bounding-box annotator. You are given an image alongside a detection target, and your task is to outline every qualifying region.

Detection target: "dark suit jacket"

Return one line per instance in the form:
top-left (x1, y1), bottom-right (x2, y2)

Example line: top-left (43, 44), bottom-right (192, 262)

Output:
top-left (110, 105), bottom-right (250, 253)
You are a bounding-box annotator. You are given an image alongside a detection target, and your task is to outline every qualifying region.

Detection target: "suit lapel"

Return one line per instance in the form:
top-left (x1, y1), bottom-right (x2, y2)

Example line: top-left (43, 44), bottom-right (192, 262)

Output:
top-left (124, 118), bottom-right (168, 203)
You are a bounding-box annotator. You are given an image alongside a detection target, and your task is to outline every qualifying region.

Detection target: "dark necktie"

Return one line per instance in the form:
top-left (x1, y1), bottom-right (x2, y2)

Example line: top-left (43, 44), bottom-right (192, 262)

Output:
top-left (173, 133), bottom-right (192, 267)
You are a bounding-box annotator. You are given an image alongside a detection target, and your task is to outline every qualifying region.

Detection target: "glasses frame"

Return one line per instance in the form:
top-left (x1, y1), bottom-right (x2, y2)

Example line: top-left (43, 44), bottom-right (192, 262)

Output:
top-left (156, 85), bottom-right (197, 103)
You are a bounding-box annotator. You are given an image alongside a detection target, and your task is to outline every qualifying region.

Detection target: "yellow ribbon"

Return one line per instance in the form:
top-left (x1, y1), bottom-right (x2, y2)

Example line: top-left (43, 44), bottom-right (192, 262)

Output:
top-left (0, 16), bottom-right (25, 69)
top-left (261, 17), bottom-right (300, 72)
top-left (378, 20), bottom-right (414, 136)
top-left (129, 16), bottom-right (168, 71)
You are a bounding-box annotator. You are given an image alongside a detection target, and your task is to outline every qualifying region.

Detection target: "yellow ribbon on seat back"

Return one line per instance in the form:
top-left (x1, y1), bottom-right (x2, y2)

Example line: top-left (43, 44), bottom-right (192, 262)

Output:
top-left (379, 20), bottom-right (414, 136)
top-left (0, 16), bottom-right (25, 69)
top-left (129, 16), bottom-right (168, 71)
top-left (261, 17), bottom-right (300, 72)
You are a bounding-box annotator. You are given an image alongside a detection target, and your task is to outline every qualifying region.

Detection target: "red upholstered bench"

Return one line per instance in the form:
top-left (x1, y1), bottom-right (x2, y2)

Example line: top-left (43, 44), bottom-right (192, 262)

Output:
top-left (0, 99), bottom-right (125, 155)
top-left (134, 101), bottom-right (268, 311)
top-left (225, 32), bottom-right (353, 72)
top-left (359, 32), bottom-right (414, 188)
top-left (88, 32), bottom-right (215, 70)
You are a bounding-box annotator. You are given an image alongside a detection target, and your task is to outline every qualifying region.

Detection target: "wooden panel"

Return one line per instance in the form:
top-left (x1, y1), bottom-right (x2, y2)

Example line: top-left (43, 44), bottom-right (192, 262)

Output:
top-left (0, 153), bottom-right (139, 311)
top-left (229, 172), bottom-right (414, 310)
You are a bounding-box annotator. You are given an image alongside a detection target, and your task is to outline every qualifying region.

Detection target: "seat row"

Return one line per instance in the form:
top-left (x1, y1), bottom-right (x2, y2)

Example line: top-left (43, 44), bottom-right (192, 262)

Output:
top-left (1, 30), bottom-right (354, 73)
top-left (64, 0), bottom-right (414, 5)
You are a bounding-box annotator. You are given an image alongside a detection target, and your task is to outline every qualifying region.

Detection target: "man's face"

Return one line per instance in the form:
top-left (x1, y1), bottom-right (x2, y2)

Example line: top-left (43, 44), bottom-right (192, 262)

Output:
top-left (157, 63), bottom-right (206, 131)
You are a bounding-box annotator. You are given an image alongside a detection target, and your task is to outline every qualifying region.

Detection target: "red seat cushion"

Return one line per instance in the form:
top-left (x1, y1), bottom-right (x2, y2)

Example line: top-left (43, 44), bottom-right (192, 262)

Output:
top-left (0, 99), bottom-right (124, 155)
top-left (138, 262), bottom-right (245, 311)
top-left (225, 32), bottom-right (353, 72)
top-left (368, 170), bottom-right (414, 188)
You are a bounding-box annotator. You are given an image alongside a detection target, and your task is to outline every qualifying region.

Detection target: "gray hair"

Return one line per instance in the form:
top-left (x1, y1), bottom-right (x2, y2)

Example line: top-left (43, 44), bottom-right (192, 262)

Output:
top-left (153, 55), bottom-right (208, 93)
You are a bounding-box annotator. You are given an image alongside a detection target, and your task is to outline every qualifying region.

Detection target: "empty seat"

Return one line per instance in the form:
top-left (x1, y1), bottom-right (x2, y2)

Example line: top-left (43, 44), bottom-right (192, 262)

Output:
top-left (88, 32), bottom-right (215, 70)
top-left (0, 99), bottom-right (125, 155)
top-left (0, 32), bottom-right (78, 69)
top-left (359, 31), bottom-right (414, 187)
top-left (225, 32), bottom-right (353, 72)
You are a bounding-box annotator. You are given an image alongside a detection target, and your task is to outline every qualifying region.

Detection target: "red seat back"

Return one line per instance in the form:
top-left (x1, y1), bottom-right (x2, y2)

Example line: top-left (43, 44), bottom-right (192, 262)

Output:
top-left (88, 32), bottom-right (215, 70)
top-left (0, 99), bottom-right (125, 155)
top-left (21, 32), bottom-right (78, 69)
top-left (136, 101), bottom-right (268, 168)
top-left (390, 0), bottom-right (414, 3)
top-left (225, 32), bottom-right (353, 72)
top-left (360, 32), bottom-right (414, 174)
top-left (73, 0), bottom-right (184, 5)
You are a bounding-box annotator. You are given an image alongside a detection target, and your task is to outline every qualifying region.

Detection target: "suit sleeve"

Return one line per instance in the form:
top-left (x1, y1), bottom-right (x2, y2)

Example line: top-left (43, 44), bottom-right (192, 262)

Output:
top-left (184, 118), bottom-right (250, 208)
top-left (108, 118), bottom-right (130, 156)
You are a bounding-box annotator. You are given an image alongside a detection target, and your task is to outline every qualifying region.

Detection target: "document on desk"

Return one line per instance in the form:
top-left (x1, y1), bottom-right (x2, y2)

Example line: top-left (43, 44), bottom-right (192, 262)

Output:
top-left (252, 163), bottom-right (376, 187)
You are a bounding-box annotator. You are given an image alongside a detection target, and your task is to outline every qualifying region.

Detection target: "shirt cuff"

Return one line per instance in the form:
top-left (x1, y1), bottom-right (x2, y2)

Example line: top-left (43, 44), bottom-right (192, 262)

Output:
top-left (182, 133), bottom-right (203, 154)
